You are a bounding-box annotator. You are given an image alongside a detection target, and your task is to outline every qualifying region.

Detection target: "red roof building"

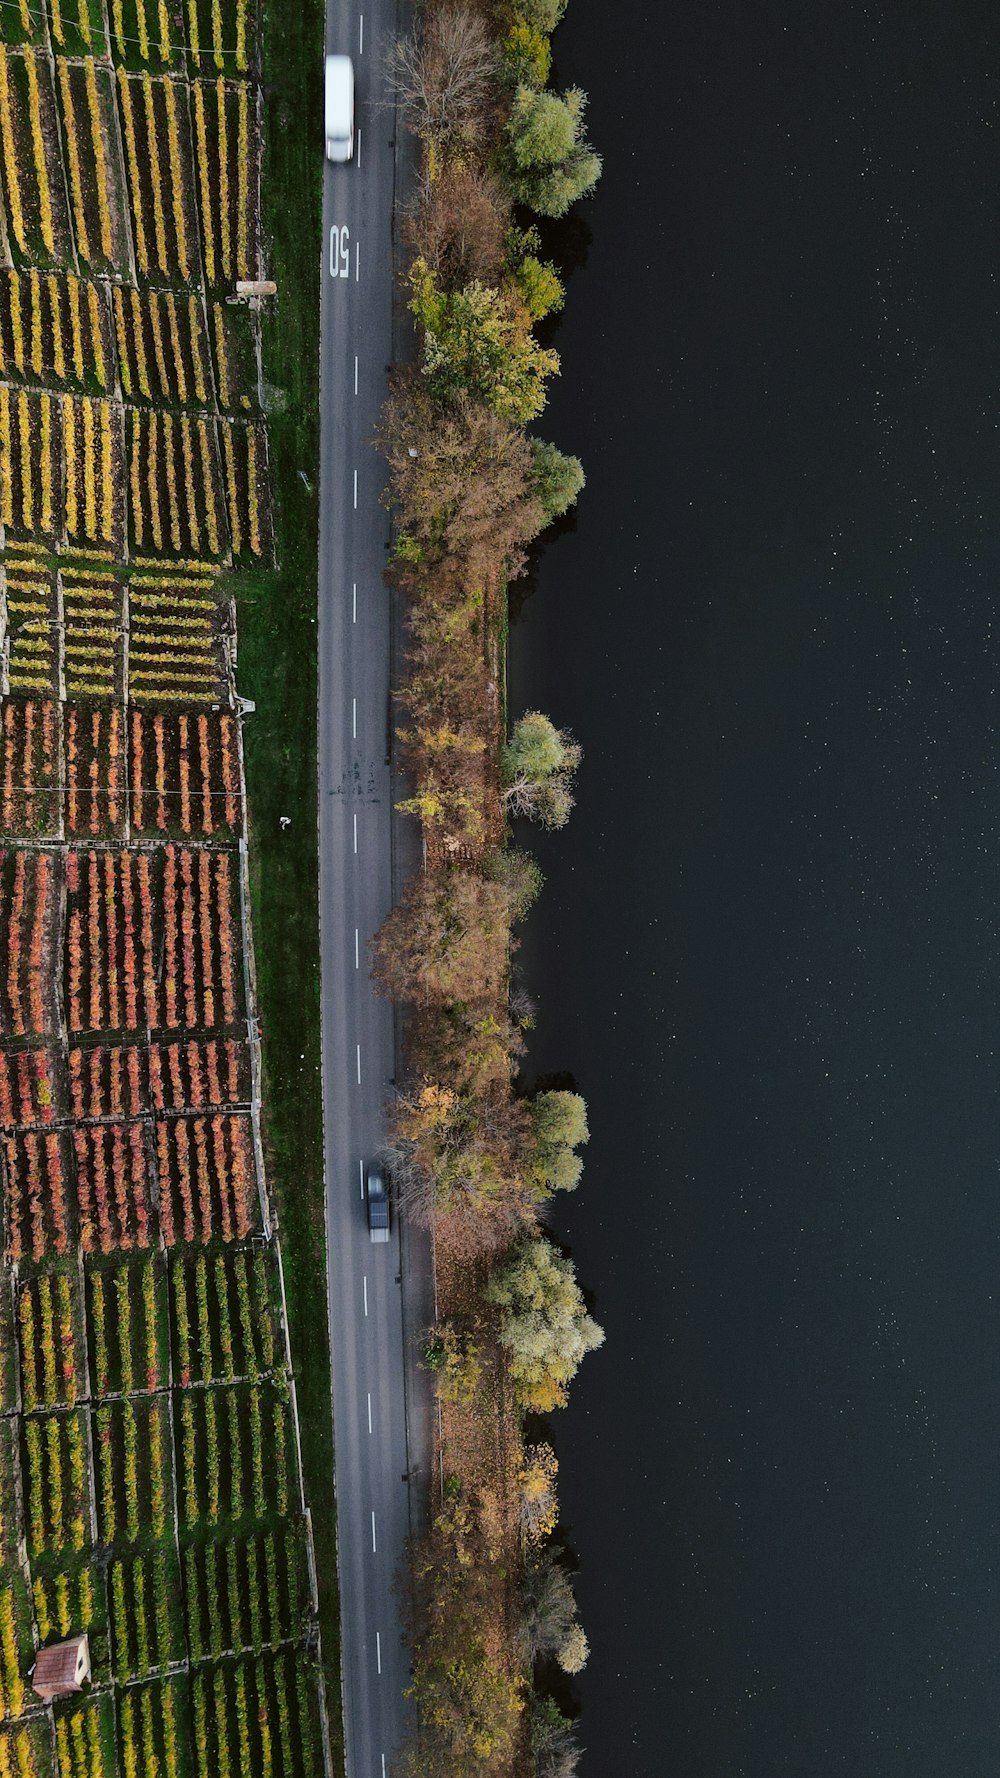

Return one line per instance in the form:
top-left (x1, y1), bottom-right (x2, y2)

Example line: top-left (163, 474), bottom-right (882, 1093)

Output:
top-left (32, 1635), bottom-right (90, 1701)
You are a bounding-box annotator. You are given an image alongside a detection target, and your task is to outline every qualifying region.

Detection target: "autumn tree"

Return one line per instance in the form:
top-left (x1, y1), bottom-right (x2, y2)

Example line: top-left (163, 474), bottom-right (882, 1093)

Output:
top-left (521, 1546), bottom-right (589, 1668)
top-left (399, 1497), bottom-right (526, 1772)
top-left (487, 1236), bottom-right (604, 1409)
top-left (519, 1441), bottom-right (559, 1548)
top-left (378, 373), bottom-right (545, 575)
top-left (388, 1080), bottom-right (536, 1257)
top-left (502, 710), bottom-right (582, 827)
top-left (385, 4), bottom-right (497, 154)
top-left (371, 868), bottom-right (512, 1007)
top-left (406, 163), bottom-right (509, 291)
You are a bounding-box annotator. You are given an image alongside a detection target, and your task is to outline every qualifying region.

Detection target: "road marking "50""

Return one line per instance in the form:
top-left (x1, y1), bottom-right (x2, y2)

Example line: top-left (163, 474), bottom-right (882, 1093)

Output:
top-left (330, 224), bottom-right (350, 278)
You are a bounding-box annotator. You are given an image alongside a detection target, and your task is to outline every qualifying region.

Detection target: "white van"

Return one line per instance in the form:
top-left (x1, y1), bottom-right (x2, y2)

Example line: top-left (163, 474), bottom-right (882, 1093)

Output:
top-left (325, 55), bottom-right (354, 163)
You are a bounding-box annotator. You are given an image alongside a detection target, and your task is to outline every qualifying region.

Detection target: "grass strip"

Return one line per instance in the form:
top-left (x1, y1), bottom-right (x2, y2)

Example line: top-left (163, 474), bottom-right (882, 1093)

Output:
top-left (237, 0), bottom-right (343, 1766)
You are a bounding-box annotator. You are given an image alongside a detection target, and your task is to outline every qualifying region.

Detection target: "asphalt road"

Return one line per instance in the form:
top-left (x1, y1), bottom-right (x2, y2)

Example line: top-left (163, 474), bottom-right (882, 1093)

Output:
top-left (317, 7), bottom-right (431, 1776)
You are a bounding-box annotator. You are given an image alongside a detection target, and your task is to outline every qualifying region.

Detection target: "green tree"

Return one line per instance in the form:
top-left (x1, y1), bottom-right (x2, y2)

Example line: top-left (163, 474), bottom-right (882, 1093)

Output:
top-left (487, 1236), bottom-right (604, 1410)
top-left (502, 710), bottom-right (581, 827)
top-left (531, 1090), bottom-right (589, 1193)
top-left (505, 85), bottom-right (602, 217)
top-left (530, 438), bottom-right (585, 522)
top-left (410, 258), bottom-right (560, 424)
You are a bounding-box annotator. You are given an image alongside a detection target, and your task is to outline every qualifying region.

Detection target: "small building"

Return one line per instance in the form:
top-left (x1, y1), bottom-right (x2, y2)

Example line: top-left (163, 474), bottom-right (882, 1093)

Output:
top-left (32, 1635), bottom-right (90, 1701)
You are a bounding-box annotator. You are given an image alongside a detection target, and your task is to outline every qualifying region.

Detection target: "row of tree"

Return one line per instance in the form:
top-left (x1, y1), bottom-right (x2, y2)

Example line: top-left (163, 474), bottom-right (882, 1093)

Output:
top-left (376, 4), bottom-right (604, 1773)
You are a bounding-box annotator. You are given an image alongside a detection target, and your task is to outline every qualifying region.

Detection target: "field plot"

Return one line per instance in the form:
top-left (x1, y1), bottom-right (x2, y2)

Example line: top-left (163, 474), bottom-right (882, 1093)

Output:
top-left (191, 78), bottom-right (259, 288)
top-left (87, 1253), bottom-right (167, 1395)
top-left (65, 701), bottom-right (126, 840)
top-left (155, 1111), bottom-right (257, 1247)
top-left (0, 697), bottom-right (61, 836)
top-left (116, 71), bottom-right (199, 286)
top-left (2, 1124), bottom-right (73, 1262)
top-left (63, 570), bottom-right (124, 700)
top-left (54, 59), bottom-right (131, 276)
top-left (23, 1406), bottom-right (92, 1559)
top-left (190, 1650), bottom-right (318, 1778)
top-left (113, 286), bottom-right (211, 406)
top-left (108, 1547), bottom-right (183, 1679)
top-left (177, 1380), bottom-right (292, 1528)
top-left (128, 571), bottom-right (230, 702)
top-left (108, 0), bottom-right (176, 72)
top-left (210, 299), bottom-right (258, 413)
top-left (72, 1121), bottom-right (154, 1253)
top-left (219, 417), bottom-right (270, 558)
top-left (149, 1036), bottom-right (248, 1110)
top-left (0, 3), bottom-right (47, 48)
top-left (130, 707), bottom-right (243, 837)
top-left (0, 46), bottom-right (75, 267)
top-left (184, 1527), bottom-right (306, 1658)
top-left (0, 1044), bottom-right (64, 1128)
top-left (3, 560), bottom-right (60, 695)
top-left (170, 1245), bottom-right (277, 1384)
top-left (127, 408), bottom-right (227, 560)
top-left (0, 391), bottom-right (63, 547)
top-left (48, 0), bottom-right (109, 60)
top-left (0, 845), bottom-right (61, 1039)
top-left (93, 1395), bottom-right (172, 1545)
top-left (185, 0), bottom-right (258, 77)
top-left (53, 1693), bottom-right (117, 1778)
top-left (63, 841), bottom-right (243, 1036)
top-left (0, 270), bottom-right (113, 393)
top-left (63, 396), bottom-right (124, 554)
top-left (17, 1270), bottom-right (86, 1409)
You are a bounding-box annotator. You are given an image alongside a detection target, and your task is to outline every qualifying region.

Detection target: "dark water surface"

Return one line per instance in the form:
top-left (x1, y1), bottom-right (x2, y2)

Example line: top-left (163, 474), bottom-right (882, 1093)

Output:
top-left (507, 3), bottom-right (1000, 1772)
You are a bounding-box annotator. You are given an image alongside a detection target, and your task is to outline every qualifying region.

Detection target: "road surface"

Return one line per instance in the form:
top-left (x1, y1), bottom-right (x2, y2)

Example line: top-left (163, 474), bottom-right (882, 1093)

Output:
top-left (317, 6), bottom-right (431, 1776)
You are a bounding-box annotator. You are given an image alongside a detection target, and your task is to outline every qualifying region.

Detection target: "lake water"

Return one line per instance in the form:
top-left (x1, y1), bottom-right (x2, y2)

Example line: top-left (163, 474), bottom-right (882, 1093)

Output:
top-left (508, 3), bottom-right (1000, 1771)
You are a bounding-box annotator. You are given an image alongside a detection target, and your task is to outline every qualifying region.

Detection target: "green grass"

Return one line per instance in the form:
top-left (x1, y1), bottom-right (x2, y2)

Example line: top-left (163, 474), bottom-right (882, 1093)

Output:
top-left (237, 0), bottom-right (343, 1765)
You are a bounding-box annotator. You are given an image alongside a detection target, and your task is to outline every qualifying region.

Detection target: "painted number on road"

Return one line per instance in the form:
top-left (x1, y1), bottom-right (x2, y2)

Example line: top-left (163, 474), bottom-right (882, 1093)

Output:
top-left (330, 224), bottom-right (350, 278)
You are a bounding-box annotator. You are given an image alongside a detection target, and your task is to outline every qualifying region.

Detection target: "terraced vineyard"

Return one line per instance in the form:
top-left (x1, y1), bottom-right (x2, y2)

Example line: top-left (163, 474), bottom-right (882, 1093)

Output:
top-left (0, 3), bottom-right (329, 1775)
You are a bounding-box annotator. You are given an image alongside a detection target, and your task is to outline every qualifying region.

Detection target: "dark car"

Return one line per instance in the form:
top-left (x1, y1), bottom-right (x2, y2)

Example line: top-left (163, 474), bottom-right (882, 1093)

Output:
top-left (366, 1166), bottom-right (390, 1243)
